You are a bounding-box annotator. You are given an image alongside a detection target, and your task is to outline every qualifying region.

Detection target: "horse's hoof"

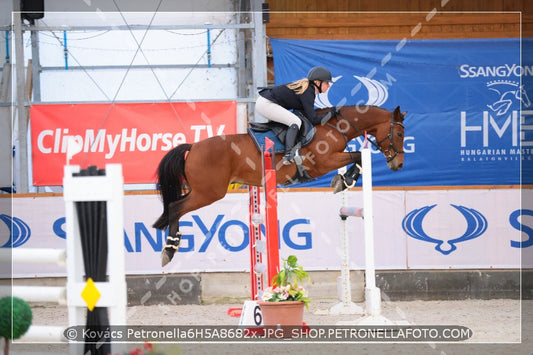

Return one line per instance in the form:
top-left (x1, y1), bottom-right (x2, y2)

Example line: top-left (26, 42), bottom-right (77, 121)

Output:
top-left (161, 248), bottom-right (175, 267)
top-left (331, 174), bottom-right (344, 194)
top-left (330, 174), bottom-right (340, 188)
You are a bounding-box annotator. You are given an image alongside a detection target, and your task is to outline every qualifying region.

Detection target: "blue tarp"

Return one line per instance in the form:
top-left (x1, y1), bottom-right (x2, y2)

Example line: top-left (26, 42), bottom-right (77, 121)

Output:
top-left (270, 38), bottom-right (533, 187)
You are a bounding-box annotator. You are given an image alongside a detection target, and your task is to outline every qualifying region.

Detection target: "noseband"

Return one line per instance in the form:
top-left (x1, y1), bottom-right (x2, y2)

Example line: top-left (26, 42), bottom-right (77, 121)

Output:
top-left (334, 109), bottom-right (404, 163)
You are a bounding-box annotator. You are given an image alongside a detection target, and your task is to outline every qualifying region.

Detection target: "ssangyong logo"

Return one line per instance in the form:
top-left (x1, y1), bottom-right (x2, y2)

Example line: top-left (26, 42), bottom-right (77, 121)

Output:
top-left (315, 74), bottom-right (392, 108)
top-left (458, 64), bottom-right (527, 78)
top-left (402, 204), bottom-right (487, 255)
top-left (0, 214), bottom-right (31, 248)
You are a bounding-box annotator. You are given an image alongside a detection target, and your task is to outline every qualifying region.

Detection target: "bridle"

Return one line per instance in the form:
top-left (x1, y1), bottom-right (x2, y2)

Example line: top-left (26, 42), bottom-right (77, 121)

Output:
top-left (332, 109), bottom-right (405, 163)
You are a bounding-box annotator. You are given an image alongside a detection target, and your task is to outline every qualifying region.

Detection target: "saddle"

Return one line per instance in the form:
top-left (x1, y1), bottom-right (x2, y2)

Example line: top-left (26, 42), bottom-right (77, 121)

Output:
top-left (247, 111), bottom-right (316, 185)
top-left (247, 111), bottom-right (316, 154)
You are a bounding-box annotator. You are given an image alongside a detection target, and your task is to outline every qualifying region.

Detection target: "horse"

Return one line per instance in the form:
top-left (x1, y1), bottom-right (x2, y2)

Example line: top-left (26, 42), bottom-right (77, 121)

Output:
top-left (154, 105), bottom-right (406, 266)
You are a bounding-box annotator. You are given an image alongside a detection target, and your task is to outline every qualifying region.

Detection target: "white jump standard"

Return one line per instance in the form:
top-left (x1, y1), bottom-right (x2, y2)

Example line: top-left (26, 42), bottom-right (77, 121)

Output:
top-left (0, 164), bottom-right (127, 353)
top-left (335, 148), bottom-right (394, 325)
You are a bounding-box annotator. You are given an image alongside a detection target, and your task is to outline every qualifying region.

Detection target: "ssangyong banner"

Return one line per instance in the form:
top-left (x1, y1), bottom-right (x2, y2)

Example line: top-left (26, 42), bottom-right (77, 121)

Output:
top-left (270, 38), bottom-right (533, 187)
top-left (4, 189), bottom-right (530, 278)
top-left (30, 101), bottom-right (237, 185)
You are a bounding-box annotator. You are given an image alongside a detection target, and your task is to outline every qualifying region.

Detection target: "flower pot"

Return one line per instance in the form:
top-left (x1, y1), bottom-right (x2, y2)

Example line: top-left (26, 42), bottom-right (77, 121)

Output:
top-left (258, 301), bottom-right (305, 338)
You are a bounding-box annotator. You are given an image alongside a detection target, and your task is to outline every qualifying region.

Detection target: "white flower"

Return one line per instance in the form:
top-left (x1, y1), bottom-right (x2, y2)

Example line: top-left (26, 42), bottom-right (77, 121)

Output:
top-left (262, 288), bottom-right (274, 301)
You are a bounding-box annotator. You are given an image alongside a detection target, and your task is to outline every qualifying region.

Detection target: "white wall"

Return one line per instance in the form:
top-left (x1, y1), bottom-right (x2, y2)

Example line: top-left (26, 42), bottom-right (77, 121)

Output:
top-left (4, 188), bottom-right (530, 278)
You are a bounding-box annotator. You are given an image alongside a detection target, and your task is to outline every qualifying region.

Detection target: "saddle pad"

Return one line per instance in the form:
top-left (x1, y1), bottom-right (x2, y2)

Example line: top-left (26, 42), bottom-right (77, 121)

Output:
top-left (247, 128), bottom-right (285, 154)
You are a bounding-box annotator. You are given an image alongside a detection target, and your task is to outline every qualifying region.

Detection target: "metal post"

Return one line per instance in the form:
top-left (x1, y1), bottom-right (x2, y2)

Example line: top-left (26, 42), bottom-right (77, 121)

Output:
top-left (63, 30), bottom-right (68, 70)
top-left (31, 28), bottom-right (41, 101)
top-left (206, 28), bottom-right (211, 68)
top-left (251, 0), bottom-right (267, 122)
top-left (13, 6), bottom-right (29, 193)
top-left (4, 30), bottom-right (10, 63)
top-left (236, 28), bottom-right (246, 99)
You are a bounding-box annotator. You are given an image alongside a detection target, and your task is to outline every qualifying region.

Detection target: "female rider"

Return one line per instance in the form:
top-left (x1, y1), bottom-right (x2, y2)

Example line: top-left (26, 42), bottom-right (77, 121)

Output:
top-left (255, 66), bottom-right (335, 165)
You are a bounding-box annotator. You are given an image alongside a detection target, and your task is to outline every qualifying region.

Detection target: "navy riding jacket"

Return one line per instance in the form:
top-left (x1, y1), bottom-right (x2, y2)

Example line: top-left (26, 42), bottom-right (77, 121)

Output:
top-left (259, 84), bottom-right (330, 125)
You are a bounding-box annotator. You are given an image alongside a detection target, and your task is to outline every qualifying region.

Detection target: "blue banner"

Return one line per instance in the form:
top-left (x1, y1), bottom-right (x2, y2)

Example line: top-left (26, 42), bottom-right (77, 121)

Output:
top-left (270, 38), bottom-right (533, 187)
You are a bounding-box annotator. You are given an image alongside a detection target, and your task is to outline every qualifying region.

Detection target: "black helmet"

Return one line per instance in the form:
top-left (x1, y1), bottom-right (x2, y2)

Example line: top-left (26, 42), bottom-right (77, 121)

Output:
top-left (307, 66), bottom-right (332, 82)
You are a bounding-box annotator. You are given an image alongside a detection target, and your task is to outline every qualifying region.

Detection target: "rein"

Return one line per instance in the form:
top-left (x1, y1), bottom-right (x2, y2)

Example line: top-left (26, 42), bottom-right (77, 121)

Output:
top-left (332, 108), bottom-right (404, 163)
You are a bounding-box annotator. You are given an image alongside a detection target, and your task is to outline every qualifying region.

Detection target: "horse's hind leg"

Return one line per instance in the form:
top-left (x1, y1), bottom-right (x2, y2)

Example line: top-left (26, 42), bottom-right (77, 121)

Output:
top-left (161, 184), bottom-right (229, 267)
top-left (161, 200), bottom-right (184, 267)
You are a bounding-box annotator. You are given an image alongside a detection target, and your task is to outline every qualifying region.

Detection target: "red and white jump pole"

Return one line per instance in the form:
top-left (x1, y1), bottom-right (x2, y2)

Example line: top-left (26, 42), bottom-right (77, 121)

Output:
top-left (248, 137), bottom-right (280, 300)
top-left (239, 137), bottom-right (280, 325)
top-left (263, 138), bottom-right (281, 290)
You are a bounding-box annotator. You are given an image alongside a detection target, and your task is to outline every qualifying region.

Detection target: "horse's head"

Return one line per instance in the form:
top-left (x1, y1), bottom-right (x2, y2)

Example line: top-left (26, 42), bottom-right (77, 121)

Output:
top-left (324, 104), bottom-right (405, 171)
top-left (374, 106), bottom-right (405, 171)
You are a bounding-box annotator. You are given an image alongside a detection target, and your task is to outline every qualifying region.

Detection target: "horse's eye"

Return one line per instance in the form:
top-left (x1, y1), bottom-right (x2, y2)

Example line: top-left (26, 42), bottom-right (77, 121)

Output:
top-left (397, 132), bottom-right (404, 138)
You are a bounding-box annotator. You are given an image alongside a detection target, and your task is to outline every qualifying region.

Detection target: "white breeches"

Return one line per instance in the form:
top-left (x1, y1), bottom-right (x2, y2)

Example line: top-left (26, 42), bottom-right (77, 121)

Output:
top-left (255, 96), bottom-right (302, 128)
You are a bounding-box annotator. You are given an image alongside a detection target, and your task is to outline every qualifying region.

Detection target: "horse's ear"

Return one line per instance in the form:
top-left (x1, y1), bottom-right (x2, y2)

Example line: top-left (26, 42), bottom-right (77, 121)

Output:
top-left (393, 106), bottom-right (403, 119)
top-left (402, 111), bottom-right (407, 117)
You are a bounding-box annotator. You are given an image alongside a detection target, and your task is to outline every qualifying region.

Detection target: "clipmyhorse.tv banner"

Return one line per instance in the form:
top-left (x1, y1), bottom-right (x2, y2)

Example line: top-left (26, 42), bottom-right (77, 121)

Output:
top-left (31, 101), bottom-right (236, 185)
top-left (270, 38), bottom-right (532, 187)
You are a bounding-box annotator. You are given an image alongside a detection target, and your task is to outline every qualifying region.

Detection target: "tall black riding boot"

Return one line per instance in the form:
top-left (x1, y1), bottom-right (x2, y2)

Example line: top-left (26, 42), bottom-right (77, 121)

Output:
top-left (283, 124), bottom-right (300, 165)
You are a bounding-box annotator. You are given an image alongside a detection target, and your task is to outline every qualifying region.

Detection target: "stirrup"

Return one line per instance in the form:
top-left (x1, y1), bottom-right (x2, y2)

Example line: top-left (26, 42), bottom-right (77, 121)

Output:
top-left (283, 149), bottom-right (301, 165)
top-left (293, 152), bottom-right (303, 165)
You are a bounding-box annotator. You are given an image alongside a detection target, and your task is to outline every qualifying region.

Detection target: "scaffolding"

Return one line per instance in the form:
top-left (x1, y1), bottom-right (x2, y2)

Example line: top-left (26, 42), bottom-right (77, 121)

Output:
top-left (3, 0), bottom-right (269, 193)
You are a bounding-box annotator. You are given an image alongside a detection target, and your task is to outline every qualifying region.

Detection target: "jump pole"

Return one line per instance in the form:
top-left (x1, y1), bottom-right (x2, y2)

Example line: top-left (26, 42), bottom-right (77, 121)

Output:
top-left (263, 137), bottom-right (280, 287)
top-left (239, 137), bottom-right (280, 326)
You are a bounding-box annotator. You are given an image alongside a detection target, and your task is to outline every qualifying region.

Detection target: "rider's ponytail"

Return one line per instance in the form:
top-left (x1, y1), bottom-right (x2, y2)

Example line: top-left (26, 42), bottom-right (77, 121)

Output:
top-left (286, 78), bottom-right (310, 95)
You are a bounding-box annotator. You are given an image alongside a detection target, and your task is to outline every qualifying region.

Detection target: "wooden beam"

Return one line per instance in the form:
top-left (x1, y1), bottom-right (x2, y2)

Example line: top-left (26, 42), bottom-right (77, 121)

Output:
top-left (266, 12), bottom-right (530, 39)
top-left (268, 12), bottom-right (521, 28)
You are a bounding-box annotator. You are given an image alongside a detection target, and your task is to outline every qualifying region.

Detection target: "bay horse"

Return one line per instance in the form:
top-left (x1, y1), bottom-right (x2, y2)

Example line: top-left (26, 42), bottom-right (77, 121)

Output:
top-left (154, 105), bottom-right (406, 266)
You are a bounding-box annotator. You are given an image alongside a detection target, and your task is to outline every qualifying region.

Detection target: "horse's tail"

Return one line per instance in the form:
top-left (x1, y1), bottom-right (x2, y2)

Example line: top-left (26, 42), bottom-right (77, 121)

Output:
top-left (152, 143), bottom-right (192, 230)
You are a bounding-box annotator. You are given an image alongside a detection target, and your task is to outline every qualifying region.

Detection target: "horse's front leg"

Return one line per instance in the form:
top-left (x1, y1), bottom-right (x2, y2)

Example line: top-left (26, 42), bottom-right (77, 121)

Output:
top-left (343, 162), bottom-right (362, 187)
top-left (327, 151), bottom-right (362, 194)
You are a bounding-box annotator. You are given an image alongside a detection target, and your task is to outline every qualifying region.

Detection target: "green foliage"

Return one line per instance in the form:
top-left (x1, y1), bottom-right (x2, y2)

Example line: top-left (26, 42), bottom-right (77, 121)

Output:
top-left (0, 297), bottom-right (33, 340)
top-left (263, 255), bottom-right (311, 308)
top-left (272, 255), bottom-right (310, 288)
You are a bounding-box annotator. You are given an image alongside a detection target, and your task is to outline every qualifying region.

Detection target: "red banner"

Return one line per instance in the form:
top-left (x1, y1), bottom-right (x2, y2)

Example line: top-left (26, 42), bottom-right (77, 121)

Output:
top-left (31, 101), bottom-right (237, 185)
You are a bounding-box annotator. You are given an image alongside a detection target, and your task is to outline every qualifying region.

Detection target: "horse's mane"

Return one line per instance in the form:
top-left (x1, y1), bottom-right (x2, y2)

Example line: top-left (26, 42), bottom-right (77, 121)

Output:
top-left (343, 104), bottom-right (389, 112)
top-left (317, 104), bottom-right (388, 112)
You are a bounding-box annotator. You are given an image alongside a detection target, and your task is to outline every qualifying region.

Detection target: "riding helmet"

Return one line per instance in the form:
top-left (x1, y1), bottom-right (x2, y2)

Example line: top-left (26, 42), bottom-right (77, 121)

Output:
top-left (307, 66), bottom-right (332, 82)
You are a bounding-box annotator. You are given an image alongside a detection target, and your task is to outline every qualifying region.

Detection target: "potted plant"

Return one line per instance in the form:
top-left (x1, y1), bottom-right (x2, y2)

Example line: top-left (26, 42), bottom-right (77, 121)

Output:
top-left (0, 297), bottom-right (33, 355)
top-left (258, 255), bottom-right (310, 332)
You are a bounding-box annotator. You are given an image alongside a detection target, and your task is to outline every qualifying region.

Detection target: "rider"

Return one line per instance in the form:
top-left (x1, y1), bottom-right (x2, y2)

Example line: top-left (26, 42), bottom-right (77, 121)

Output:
top-left (255, 66), bottom-right (335, 165)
